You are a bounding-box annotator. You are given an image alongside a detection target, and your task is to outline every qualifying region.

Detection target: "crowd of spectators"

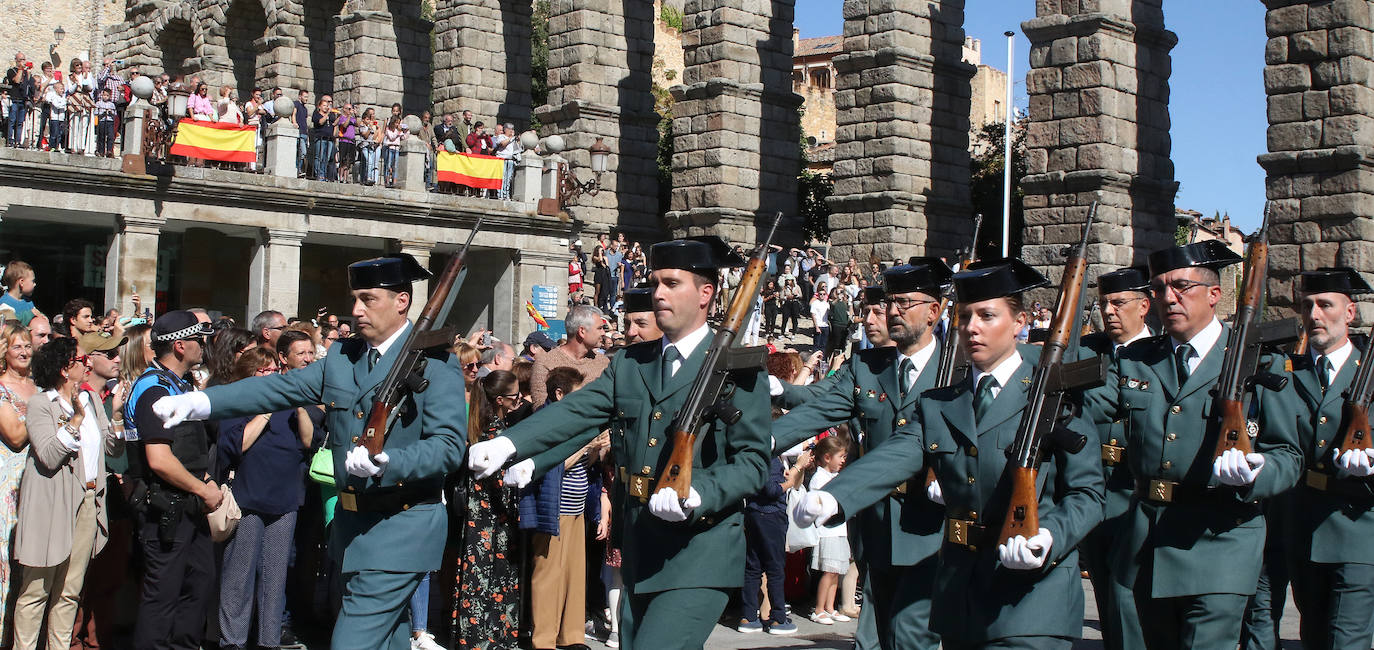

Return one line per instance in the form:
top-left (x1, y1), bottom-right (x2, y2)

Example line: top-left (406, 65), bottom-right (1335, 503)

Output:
top-left (1, 53), bottom-right (525, 198)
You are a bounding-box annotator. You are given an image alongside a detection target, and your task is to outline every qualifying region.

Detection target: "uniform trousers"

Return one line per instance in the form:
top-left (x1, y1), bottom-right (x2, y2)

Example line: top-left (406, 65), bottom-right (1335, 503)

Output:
top-left (332, 569), bottom-right (424, 650)
top-left (14, 490), bottom-right (97, 650)
top-left (133, 509), bottom-right (215, 650)
top-left (1119, 581), bottom-right (1248, 650)
top-left (619, 587), bottom-right (728, 650)
top-left (218, 510), bottom-right (296, 649)
top-left (1289, 560), bottom-right (1374, 650)
top-left (859, 556), bottom-right (939, 650)
top-left (530, 514), bottom-right (586, 649)
top-left (1079, 522), bottom-right (1143, 650)
top-left (1240, 549), bottom-right (1289, 650)
top-left (943, 636), bottom-right (1073, 650)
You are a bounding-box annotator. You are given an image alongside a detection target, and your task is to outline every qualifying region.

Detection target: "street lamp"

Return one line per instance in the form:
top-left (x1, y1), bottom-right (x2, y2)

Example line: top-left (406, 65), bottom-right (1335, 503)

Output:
top-left (536, 135), bottom-right (614, 216)
top-left (51, 26), bottom-right (65, 53)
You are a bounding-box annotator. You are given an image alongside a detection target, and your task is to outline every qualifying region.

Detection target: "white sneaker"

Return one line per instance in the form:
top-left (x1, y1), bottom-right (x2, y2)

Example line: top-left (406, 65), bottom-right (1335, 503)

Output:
top-left (809, 611), bottom-right (834, 625)
top-left (606, 631), bottom-right (620, 648)
top-left (828, 610), bottom-right (852, 622)
top-left (411, 631), bottom-right (445, 650)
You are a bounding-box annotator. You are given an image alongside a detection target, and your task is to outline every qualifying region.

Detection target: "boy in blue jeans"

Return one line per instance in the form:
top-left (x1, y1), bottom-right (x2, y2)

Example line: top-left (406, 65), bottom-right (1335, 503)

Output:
top-left (739, 452), bottom-right (802, 635)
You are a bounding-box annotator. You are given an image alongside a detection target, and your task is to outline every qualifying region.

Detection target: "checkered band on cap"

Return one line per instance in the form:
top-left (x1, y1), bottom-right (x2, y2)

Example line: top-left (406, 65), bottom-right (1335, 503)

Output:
top-left (154, 323), bottom-right (207, 342)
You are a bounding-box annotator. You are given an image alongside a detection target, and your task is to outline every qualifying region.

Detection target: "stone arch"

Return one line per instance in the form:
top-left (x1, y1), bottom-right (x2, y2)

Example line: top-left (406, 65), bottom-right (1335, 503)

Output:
top-left (226, 0), bottom-right (270, 96)
top-left (304, 0), bottom-right (347, 97)
top-left (149, 3), bottom-right (199, 79)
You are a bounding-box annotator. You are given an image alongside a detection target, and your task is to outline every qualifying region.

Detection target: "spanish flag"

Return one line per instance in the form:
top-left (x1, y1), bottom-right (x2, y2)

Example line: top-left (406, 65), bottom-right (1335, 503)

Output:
top-left (525, 301), bottom-right (549, 329)
top-left (437, 151), bottom-right (504, 190)
top-left (169, 119), bottom-right (257, 163)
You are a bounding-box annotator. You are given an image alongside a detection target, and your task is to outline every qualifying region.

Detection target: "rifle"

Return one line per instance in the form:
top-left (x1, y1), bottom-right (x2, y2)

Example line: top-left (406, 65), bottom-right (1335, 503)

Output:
top-left (358, 217), bottom-right (484, 456)
top-left (1212, 204), bottom-right (1289, 459)
top-left (998, 203), bottom-right (1105, 543)
top-left (1334, 324), bottom-right (1374, 452)
top-left (656, 212), bottom-right (784, 496)
top-left (924, 214), bottom-right (983, 488)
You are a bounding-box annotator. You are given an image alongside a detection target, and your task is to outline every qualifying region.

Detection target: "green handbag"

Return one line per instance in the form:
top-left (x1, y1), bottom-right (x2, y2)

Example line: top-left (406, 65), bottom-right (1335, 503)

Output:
top-left (308, 436), bottom-right (334, 487)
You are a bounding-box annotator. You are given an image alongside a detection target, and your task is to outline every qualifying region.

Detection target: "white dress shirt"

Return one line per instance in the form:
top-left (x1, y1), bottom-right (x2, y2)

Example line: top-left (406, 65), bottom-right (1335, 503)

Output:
top-left (1171, 317), bottom-right (1223, 375)
top-left (898, 339), bottom-right (938, 390)
top-left (370, 321), bottom-right (411, 359)
top-left (47, 390), bottom-right (102, 484)
top-left (662, 323), bottom-right (711, 379)
top-left (1312, 340), bottom-right (1354, 386)
top-left (1114, 326), bottom-right (1153, 354)
top-left (971, 350), bottom-right (1025, 400)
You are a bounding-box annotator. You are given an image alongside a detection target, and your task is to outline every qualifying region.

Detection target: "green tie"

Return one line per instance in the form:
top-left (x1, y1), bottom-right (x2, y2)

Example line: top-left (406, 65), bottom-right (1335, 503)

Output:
top-left (973, 375), bottom-right (997, 424)
top-left (368, 349), bottom-right (381, 371)
top-left (1319, 355), bottom-right (1332, 391)
top-left (662, 345), bottom-right (681, 388)
top-left (1174, 343), bottom-right (1193, 387)
top-left (898, 358), bottom-right (915, 395)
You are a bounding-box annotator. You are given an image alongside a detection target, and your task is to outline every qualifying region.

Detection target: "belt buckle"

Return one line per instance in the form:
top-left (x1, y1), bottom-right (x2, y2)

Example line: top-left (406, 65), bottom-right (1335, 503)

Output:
top-left (339, 489), bottom-right (358, 512)
top-left (629, 474), bottom-right (652, 501)
top-left (1101, 444), bottom-right (1124, 466)
top-left (891, 480), bottom-right (908, 497)
top-left (946, 518), bottom-right (969, 547)
top-left (1305, 470), bottom-right (1329, 491)
top-left (1149, 479), bottom-right (1175, 503)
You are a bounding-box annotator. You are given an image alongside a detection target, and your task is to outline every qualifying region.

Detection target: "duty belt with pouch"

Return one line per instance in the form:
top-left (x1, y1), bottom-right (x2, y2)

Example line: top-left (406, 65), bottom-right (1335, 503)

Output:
top-left (619, 465), bottom-right (656, 502)
top-left (1303, 469), bottom-right (1374, 502)
top-left (945, 507), bottom-right (992, 551)
top-left (339, 484), bottom-right (442, 513)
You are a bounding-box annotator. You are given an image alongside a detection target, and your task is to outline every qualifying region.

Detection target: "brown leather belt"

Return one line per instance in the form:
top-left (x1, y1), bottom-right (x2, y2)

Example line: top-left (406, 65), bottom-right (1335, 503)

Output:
top-left (84, 480), bottom-right (96, 491)
top-left (1134, 479), bottom-right (1236, 505)
top-left (1302, 469), bottom-right (1374, 501)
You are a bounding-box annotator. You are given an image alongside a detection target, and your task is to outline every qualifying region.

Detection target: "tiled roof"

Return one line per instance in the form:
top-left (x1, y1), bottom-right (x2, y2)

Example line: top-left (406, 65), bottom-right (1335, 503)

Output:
top-left (797, 35), bottom-right (842, 58)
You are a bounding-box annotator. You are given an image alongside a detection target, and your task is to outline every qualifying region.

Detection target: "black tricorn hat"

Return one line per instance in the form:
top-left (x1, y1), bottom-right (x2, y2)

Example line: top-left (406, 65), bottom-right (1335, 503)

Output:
top-left (622, 287), bottom-right (654, 313)
top-left (1098, 266), bottom-right (1150, 296)
top-left (862, 285), bottom-right (885, 305)
top-left (1301, 267), bottom-right (1373, 296)
top-left (884, 257), bottom-right (953, 297)
top-left (348, 253), bottom-right (434, 291)
top-left (952, 258), bottom-right (1049, 303)
top-left (1147, 240), bottom-right (1243, 278)
top-left (649, 236), bottom-right (747, 274)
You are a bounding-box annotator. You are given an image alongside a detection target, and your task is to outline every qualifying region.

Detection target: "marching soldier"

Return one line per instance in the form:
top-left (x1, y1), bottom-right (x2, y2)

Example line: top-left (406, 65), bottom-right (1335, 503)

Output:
top-left (466, 236), bottom-right (771, 650)
top-left (771, 260), bottom-right (952, 649)
top-left (1076, 267), bottom-right (1152, 650)
top-left (797, 259), bottom-right (1105, 649)
top-left (1081, 241), bottom-right (1302, 649)
top-left (151, 255), bottom-right (468, 650)
top-left (623, 286), bottom-right (663, 344)
top-left (1276, 267), bottom-right (1374, 650)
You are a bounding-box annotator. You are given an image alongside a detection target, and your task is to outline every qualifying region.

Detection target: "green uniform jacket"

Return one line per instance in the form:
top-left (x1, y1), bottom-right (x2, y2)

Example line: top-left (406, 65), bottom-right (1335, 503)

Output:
top-left (1082, 328), bottom-right (1303, 598)
top-left (1075, 332), bottom-right (1135, 522)
top-left (500, 336), bottom-right (771, 594)
top-left (827, 359), bottom-right (1105, 643)
top-left (1279, 349), bottom-right (1374, 565)
top-left (203, 325), bottom-right (468, 574)
top-left (773, 346), bottom-right (943, 568)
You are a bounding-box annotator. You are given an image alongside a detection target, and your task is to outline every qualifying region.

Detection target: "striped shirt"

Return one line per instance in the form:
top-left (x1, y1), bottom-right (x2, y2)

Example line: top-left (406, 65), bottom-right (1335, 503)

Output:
top-left (560, 460), bottom-right (589, 515)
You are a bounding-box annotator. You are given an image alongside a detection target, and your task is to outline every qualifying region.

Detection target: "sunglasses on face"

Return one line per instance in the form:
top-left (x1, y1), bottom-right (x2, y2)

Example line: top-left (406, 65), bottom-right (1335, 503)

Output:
top-left (1149, 279), bottom-right (1215, 297)
top-left (71, 355), bottom-right (90, 367)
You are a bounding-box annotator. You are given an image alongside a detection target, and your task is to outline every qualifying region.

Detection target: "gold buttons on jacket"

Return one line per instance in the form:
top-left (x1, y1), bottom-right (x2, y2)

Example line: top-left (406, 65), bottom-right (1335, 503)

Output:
top-left (929, 443), bottom-right (939, 451)
top-left (648, 438), bottom-right (658, 447)
top-left (653, 411), bottom-right (663, 420)
top-left (1166, 433), bottom-right (1177, 441)
top-left (1318, 439), bottom-right (1327, 448)
top-left (641, 466), bottom-right (652, 475)
top-left (1170, 405), bottom-right (1181, 415)
top-left (1162, 461), bottom-right (1173, 469)
top-left (1320, 416), bottom-right (1329, 424)
top-left (967, 476), bottom-right (976, 484)
top-left (968, 446), bottom-right (978, 457)
top-left (897, 418), bottom-right (907, 426)
top-left (357, 411), bottom-right (365, 419)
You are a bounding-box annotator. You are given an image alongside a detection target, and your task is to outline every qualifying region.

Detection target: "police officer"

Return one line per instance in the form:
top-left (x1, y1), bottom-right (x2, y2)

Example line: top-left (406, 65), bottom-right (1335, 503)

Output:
top-left (127, 311), bottom-right (219, 650)
top-left (771, 259), bottom-right (952, 650)
top-left (1081, 241), bottom-right (1302, 649)
top-left (797, 259), bottom-right (1105, 649)
top-left (1276, 267), bottom-right (1374, 650)
top-left (152, 255), bottom-right (468, 650)
top-left (467, 236), bottom-right (770, 650)
top-left (1076, 267), bottom-right (1152, 650)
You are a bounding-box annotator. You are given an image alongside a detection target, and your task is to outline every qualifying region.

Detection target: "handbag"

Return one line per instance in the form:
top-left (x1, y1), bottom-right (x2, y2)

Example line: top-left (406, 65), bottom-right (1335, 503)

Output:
top-left (308, 431), bottom-right (335, 487)
top-left (785, 486), bottom-right (820, 552)
top-left (207, 473), bottom-right (241, 543)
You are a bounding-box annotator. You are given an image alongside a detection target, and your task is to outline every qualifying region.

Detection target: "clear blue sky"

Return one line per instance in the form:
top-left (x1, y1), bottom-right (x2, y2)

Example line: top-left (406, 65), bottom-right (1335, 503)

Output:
top-left (794, 1), bottom-right (1268, 232)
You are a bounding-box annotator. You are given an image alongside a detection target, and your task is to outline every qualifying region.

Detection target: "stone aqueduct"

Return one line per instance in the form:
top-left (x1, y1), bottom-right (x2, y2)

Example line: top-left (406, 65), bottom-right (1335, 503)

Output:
top-left (105, 0), bottom-right (1374, 315)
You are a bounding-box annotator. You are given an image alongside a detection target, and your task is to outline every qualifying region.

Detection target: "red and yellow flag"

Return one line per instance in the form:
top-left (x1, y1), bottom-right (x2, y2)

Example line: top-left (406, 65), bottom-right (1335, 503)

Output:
top-left (436, 151), bottom-right (504, 190)
top-left (525, 301), bottom-right (549, 328)
top-left (169, 119), bottom-right (257, 163)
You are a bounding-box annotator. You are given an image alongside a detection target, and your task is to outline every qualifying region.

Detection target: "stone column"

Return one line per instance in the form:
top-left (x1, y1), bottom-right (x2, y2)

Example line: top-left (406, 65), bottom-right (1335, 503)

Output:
top-left (432, 0), bottom-right (532, 125)
top-left (533, 0), bottom-right (660, 233)
top-left (666, 0), bottom-right (804, 244)
top-left (334, 11), bottom-right (406, 109)
top-left (397, 136), bottom-right (429, 192)
top-left (266, 120), bottom-right (300, 178)
top-left (1020, 0), bottom-right (1179, 290)
top-left (1261, 0), bottom-right (1374, 321)
top-left (512, 248), bottom-right (567, 341)
top-left (396, 240), bottom-right (435, 321)
top-left (106, 215), bottom-right (164, 316)
top-left (120, 102), bottom-right (156, 175)
top-left (512, 150), bottom-right (544, 203)
top-left (825, 1), bottom-right (976, 262)
top-left (248, 228), bottom-right (306, 318)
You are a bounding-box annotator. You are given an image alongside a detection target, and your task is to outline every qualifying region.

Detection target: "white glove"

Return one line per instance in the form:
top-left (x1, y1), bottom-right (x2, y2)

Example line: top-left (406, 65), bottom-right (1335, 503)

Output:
top-left (792, 489), bottom-right (838, 528)
top-left (503, 458), bottom-right (536, 488)
top-left (926, 479), bottom-right (945, 505)
top-left (467, 436), bottom-right (517, 479)
top-left (152, 391), bottom-right (211, 428)
top-left (1333, 447), bottom-right (1374, 478)
top-left (344, 447), bottom-right (388, 478)
top-left (648, 486), bottom-right (702, 522)
top-left (998, 527), bottom-right (1053, 570)
top-left (767, 375), bottom-right (784, 397)
top-left (1213, 449), bottom-right (1266, 486)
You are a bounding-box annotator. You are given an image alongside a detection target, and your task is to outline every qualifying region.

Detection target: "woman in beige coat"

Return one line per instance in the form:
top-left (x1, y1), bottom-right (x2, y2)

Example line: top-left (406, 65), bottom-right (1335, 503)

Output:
top-left (13, 337), bottom-right (123, 650)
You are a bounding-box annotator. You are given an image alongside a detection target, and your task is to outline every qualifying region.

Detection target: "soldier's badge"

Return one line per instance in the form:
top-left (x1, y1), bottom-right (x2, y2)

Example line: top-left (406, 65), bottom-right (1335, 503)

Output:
top-left (855, 387), bottom-right (861, 396)
top-left (1021, 377), bottom-right (1032, 385)
top-left (867, 390), bottom-right (877, 399)
top-left (878, 393), bottom-right (887, 402)
top-left (1246, 420), bottom-right (1259, 438)
top-left (1140, 381), bottom-right (1150, 390)
top-left (1127, 378), bottom-right (1140, 389)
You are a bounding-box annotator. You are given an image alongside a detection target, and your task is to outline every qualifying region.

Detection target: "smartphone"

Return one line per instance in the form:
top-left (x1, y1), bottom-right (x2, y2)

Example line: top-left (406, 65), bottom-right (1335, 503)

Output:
top-left (481, 332), bottom-right (492, 347)
top-left (130, 284), bottom-right (136, 294)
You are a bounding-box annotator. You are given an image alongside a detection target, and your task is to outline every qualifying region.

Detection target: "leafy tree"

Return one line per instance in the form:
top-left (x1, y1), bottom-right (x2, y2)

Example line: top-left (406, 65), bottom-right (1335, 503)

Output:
top-left (968, 119), bottom-right (1027, 258)
top-left (530, 0), bottom-right (551, 129)
top-left (799, 169), bottom-right (833, 242)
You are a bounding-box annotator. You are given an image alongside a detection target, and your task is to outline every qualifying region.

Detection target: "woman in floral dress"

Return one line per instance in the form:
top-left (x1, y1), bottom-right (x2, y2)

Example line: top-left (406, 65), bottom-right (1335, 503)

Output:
top-left (452, 370), bottom-right (531, 649)
top-left (0, 323), bottom-right (35, 642)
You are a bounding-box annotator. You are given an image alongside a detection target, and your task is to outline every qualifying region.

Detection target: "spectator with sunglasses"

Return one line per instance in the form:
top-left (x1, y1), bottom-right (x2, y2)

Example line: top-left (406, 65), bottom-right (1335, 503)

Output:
top-left (250, 310), bottom-right (287, 354)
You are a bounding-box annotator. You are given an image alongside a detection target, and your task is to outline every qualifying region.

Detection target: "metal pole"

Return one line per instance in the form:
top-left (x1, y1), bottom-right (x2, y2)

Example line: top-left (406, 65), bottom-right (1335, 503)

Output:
top-left (1002, 30), bottom-right (1015, 257)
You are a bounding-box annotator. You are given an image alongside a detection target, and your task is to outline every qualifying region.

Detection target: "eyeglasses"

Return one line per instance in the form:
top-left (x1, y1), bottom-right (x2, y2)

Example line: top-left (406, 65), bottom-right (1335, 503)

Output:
top-left (501, 392), bottom-right (521, 400)
top-left (1149, 279), bottom-right (1216, 297)
top-left (267, 325), bottom-right (287, 331)
top-left (1099, 297), bottom-right (1145, 310)
top-left (71, 355), bottom-right (90, 367)
top-left (255, 366), bottom-right (278, 375)
top-left (463, 361), bottom-right (480, 370)
top-left (884, 296), bottom-right (938, 311)
top-left (89, 350), bottom-right (118, 359)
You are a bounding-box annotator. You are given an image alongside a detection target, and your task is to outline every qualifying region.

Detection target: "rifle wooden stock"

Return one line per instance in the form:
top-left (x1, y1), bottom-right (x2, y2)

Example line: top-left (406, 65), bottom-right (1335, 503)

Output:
top-left (1000, 467), bottom-right (1041, 541)
top-left (357, 218), bottom-right (483, 456)
top-left (1211, 205), bottom-right (1271, 461)
top-left (655, 213), bottom-right (784, 497)
top-left (1213, 399), bottom-right (1252, 457)
top-left (1339, 402), bottom-right (1373, 452)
